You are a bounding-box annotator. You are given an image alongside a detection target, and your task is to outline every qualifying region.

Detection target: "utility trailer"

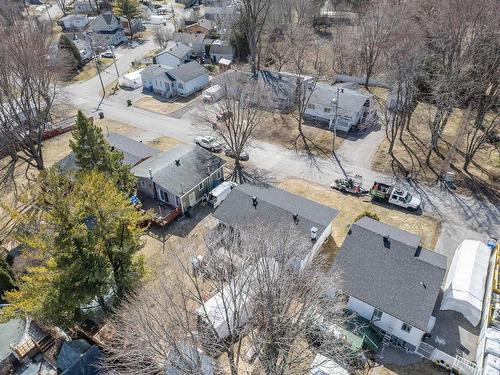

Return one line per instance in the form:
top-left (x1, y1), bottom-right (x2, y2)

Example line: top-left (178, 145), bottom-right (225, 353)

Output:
top-left (331, 175), bottom-right (367, 196)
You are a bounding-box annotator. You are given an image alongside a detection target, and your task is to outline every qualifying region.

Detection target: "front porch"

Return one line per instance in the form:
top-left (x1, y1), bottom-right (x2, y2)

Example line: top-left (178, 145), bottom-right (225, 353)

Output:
top-left (138, 193), bottom-right (181, 227)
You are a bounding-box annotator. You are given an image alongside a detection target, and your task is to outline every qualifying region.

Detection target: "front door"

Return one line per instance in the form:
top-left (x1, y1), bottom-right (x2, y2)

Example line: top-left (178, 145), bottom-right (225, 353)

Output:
top-left (188, 191), bottom-right (196, 207)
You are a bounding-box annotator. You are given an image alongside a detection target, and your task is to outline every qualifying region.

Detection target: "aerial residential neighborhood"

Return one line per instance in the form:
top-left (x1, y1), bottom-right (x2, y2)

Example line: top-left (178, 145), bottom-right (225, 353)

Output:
top-left (0, 0), bottom-right (498, 374)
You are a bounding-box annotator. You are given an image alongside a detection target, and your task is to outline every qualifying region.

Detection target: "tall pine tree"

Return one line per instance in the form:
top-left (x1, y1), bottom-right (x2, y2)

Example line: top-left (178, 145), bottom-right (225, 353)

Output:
top-left (2, 170), bottom-right (148, 326)
top-left (70, 111), bottom-right (136, 194)
top-left (113, 0), bottom-right (142, 38)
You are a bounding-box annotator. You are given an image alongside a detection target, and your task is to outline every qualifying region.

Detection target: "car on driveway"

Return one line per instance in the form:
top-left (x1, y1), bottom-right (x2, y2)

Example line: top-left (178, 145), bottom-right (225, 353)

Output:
top-left (194, 136), bottom-right (223, 152)
top-left (100, 50), bottom-right (115, 58)
top-left (216, 111), bottom-right (233, 121)
top-left (224, 148), bottom-right (249, 161)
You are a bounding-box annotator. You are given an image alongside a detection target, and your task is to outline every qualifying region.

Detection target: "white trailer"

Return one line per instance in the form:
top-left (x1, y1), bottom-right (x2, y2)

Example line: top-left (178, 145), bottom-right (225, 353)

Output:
top-left (118, 68), bottom-right (144, 89)
top-left (150, 15), bottom-right (167, 25)
top-left (208, 181), bottom-right (237, 208)
top-left (202, 85), bottom-right (224, 103)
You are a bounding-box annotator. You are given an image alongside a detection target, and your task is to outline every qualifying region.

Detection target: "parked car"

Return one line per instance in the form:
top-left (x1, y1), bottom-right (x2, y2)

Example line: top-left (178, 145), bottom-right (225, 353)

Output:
top-left (100, 50), bottom-right (115, 58)
top-left (194, 136), bottom-right (223, 152)
top-left (128, 40), bottom-right (139, 48)
top-left (224, 148), bottom-right (249, 161)
top-left (216, 111), bottom-right (233, 121)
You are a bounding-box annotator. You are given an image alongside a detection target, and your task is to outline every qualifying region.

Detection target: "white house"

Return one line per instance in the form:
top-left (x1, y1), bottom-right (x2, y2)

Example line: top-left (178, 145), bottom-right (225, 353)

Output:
top-left (59, 14), bottom-right (89, 30)
top-left (140, 64), bottom-right (171, 95)
top-left (165, 61), bottom-right (209, 97)
top-left (88, 13), bottom-right (127, 47)
top-left (209, 42), bottom-right (233, 64)
top-left (212, 183), bottom-right (338, 271)
top-left (72, 39), bottom-right (93, 61)
top-left (154, 43), bottom-right (192, 68)
top-left (333, 217), bottom-right (447, 351)
top-left (304, 83), bottom-right (376, 132)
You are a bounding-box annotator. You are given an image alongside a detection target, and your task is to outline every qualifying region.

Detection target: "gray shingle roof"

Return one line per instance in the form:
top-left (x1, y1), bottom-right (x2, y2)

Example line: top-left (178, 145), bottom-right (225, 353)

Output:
top-left (310, 84), bottom-right (372, 116)
top-left (333, 217), bottom-right (446, 331)
top-left (213, 183), bottom-right (338, 244)
top-left (131, 144), bottom-right (226, 196)
top-left (173, 32), bottom-right (206, 45)
top-left (56, 132), bottom-right (159, 173)
top-left (210, 43), bottom-right (233, 56)
top-left (157, 43), bottom-right (192, 60)
top-left (166, 61), bottom-right (208, 83)
top-left (141, 64), bottom-right (169, 78)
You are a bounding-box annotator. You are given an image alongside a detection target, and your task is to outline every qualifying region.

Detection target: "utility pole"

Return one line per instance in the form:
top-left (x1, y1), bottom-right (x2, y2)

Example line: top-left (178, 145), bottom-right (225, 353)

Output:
top-left (330, 88), bottom-right (340, 152)
top-left (88, 33), bottom-right (106, 111)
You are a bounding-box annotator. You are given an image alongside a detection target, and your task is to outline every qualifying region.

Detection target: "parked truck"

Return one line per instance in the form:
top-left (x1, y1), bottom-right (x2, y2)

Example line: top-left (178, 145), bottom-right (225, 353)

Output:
top-left (370, 182), bottom-right (421, 211)
top-left (208, 181), bottom-right (237, 208)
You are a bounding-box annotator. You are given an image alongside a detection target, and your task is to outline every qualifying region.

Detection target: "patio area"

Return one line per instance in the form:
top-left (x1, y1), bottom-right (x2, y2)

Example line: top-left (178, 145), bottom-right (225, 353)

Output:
top-left (138, 194), bottom-right (181, 227)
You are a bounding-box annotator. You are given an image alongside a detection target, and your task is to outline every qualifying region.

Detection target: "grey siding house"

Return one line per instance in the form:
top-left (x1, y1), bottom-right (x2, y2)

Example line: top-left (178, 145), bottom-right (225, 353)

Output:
top-left (131, 145), bottom-right (226, 216)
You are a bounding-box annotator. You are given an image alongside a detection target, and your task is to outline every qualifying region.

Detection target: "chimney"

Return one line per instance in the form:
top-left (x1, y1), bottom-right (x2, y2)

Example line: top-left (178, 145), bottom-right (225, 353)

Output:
top-left (175, 159), bottom-right (180, 166)
top-left (148, 168), bottom-right (153, 179)
top-left (293, 214), bottom-right (299, 224)
top-left (252, 196), bottom-right (258, 208)
top-left (310, 227), bottom-right (318, 241)
top-left (383, 234), bottom-right (391, 249)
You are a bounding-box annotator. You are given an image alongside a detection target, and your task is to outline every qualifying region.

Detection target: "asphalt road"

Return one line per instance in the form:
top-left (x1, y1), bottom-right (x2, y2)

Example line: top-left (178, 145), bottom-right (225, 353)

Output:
top-left (62, 38), bottom-right (500, 255)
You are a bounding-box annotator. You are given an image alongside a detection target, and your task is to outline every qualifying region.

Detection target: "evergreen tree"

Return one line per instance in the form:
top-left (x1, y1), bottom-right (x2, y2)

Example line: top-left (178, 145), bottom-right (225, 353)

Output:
top-left (59, 34), bottom-right (82, 71)
top-left (2, 170), bottom-right (148, 326)
top-left (70, 111), bottom-right (136, 194)
top-left (113, 0), bottom-right (142, 38)
top-left (0, 257), bottom-right (15, 304)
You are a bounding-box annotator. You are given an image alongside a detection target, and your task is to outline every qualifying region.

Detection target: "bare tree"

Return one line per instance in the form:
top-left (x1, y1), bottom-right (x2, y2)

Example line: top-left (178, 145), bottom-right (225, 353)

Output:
top-left (0, 15), bottom-right (62, 188)
top-left (101, 222), bottom-right (353, 375)
top-left (54, 0), bottom-right (68, 15)
top-left (354, 2), bottom-right (402, 87)
top-left (236, 0), bottom-right (273, 74)
top-left (195, 73), bottom-right (270, 183)
top-left (152, 26), bottom-right (173, 49)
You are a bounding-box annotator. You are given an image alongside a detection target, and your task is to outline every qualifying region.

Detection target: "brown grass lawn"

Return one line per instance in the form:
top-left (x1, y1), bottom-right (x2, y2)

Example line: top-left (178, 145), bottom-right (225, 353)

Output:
top-left (279, 178), bottom-right (441, 249)
top-left (70, 58), bottom-right (114, 82)
top-left (146, 136), bottom-right (184, 152)
top-left (134, 97), bottom-right (185, 115)
top-left (256, 112), bottom-right (343, 157)
top-left (102, 80), bottom-right (119, 98)
top-left (370, 88), bottom-right (500, 196)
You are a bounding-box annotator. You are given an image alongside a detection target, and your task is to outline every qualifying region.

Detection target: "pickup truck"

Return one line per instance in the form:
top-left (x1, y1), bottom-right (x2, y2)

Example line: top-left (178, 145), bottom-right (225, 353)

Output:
top-left (370, 182), bottom-right (421, 211)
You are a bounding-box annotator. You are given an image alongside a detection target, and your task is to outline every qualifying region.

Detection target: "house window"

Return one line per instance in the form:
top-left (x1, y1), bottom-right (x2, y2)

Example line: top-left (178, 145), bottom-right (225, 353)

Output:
top-left (199, 181), bottom-right (204, 191)
top-left (307, 103), bottom-right (315, 110)
top-left (159, 190), bottom-right (169, 203)
top-left (371, 309), bottom-right (383, 320)
top-left (178, 83), bottom-right (184, 89)
top-left (217, 169), bottom-right (222, 179)
top-left (324, 107), bottom-right (331, 113)
top-left (401, 323), bottom-right (412, 333)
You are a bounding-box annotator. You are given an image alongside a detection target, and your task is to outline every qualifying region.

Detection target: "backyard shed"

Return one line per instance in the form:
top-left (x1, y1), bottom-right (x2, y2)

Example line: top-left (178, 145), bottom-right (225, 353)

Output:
top-left (119, 68), bottom-right (144, 89)
top-left (440, 240), bottom-right (492, 326)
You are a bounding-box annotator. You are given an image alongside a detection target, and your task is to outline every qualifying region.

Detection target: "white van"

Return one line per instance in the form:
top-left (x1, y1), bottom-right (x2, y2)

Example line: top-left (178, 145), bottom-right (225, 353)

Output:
top-left (202, 85), bottom-right (224, 103)
top-left (209, 181), bottom-right (237, 208)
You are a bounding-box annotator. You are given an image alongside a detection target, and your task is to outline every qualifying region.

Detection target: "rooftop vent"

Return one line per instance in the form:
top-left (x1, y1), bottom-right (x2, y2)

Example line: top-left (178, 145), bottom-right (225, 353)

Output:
top-left (175, 159), bottom-right (180, 166)
top-left (311, 227), bottom-right (318, 241)
top-left (252, 196), bottom-right (257, 208)
top-left (419, 281), bottom-right (427, 289)
top-left (293, 214), bottom-right (299, 224)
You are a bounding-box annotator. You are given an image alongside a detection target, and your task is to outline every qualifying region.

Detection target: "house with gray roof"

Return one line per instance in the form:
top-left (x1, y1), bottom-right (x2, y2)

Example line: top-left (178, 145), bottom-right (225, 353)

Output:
top-left (88, 12), bottom-right (127, 47)
top-left (56, 132), bottom-right (159, 174)
top-left (131, 144), bottom-right (226, 216)
top-left (333, 217), bottom-right (447, 351)
top-left (141, 62), bottom-right (209, 98)
top-left (209, 42), bottom-right (234, 64)
top-left (304, 83), bottom-right (376, 131)
top-left (154, 42), bottom-right (193, 69)
top-left (213, 183), bottom-right (338, 269)
top-left (173, 32), bottom-right (206, 53)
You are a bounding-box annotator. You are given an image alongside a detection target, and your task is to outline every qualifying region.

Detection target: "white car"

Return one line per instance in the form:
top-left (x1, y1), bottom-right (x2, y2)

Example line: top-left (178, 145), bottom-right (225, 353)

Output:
top-left (194, 136), bottom-right (223, 153)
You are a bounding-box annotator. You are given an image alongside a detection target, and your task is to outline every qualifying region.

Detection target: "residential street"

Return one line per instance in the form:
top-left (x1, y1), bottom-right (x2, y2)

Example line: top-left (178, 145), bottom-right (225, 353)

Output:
top-left (61, 39), bottom-right (499, 254)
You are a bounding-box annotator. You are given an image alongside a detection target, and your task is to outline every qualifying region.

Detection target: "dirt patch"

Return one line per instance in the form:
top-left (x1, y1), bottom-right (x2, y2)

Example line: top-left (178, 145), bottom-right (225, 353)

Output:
top-left (370, 88), bottom-right (500, 196)
top-left (146, 136), bottom-right (184, 152)
top-left (102, 80), bottom-right (120, 98)
top-left (278, 177), bottom-right (441, 249)
top-left (256, 112), bottom-right (344, 158)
